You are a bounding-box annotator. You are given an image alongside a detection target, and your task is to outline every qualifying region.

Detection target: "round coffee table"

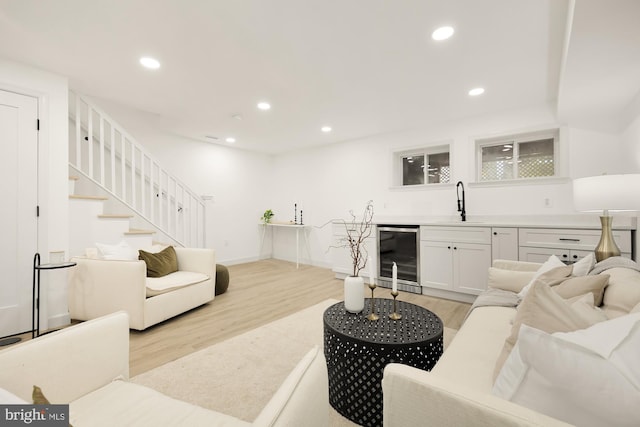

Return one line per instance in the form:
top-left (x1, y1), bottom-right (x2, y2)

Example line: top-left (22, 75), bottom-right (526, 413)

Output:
top-left (323, 298), bottom-right (443, 427)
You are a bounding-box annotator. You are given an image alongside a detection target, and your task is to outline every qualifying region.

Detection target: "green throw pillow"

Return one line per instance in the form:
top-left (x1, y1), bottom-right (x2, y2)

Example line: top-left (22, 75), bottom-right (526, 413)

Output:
top-left (139, 246), bottom-right (178, 278)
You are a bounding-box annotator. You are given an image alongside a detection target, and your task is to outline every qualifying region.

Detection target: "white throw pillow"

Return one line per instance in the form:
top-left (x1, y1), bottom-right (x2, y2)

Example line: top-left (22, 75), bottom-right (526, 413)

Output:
top-left (517, 255), bottom-right (566, 299)
top-left (0, 387), bottom-right (27, 404)
top-left (571, 252), bottom-right (595, 277)
top-left (493, 314), bottom-right (640, 427)
top-left (95, 241), bottom-right (138, 261)
top-left (569, 293), bottom-right (607, 324)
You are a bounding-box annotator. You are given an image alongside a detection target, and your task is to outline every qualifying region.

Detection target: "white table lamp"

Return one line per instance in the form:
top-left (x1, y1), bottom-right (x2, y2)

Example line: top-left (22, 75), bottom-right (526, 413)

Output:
top-left (573, 174), bottom-right (640, 262)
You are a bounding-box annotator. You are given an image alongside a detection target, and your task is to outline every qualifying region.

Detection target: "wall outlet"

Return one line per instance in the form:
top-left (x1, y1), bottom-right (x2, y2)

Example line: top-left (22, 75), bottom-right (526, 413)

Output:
top-left (544, 198), bottom-right (553, 208)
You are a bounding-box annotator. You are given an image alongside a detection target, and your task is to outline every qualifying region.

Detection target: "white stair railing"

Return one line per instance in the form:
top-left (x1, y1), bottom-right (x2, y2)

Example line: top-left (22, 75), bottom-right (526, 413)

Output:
top-left (68, 91), bottom-right (205, 248)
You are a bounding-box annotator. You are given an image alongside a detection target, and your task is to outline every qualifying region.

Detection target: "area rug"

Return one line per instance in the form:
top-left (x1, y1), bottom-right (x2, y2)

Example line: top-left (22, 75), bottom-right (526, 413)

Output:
top-left (132, 299), bottom-right (457, 426)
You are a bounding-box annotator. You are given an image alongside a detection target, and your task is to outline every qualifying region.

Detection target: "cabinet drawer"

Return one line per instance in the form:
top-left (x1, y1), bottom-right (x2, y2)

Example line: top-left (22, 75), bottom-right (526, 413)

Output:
top-left (518, 228), bottom-right (631, 253)
top-left (420, 226), bottom-right (491, 244)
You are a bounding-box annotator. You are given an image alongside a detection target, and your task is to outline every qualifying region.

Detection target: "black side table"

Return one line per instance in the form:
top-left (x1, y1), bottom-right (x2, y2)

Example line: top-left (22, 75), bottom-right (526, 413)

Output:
top-left (32, 253), bottom-right (76, 338)
top-left (323, 298), bottom-right (443, 427)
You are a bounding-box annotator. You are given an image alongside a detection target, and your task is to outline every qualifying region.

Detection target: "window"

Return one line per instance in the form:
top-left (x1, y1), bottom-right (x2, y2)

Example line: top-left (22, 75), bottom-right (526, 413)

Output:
top-left (477, 130), bottom-right (558, 182)
top-left (395, 145), bottom-right (450, 187)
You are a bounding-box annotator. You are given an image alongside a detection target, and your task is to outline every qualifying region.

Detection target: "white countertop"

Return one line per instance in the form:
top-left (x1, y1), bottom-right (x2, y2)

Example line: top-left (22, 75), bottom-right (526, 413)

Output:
top-left (340, 214), bottom-right (638, 230)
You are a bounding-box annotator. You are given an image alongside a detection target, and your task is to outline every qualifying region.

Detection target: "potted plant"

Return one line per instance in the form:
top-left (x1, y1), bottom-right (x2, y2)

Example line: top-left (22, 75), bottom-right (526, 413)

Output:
top-left (335, 200), bottom-right (374, 313)
top-left (261, 209), bottom-right (275, 224)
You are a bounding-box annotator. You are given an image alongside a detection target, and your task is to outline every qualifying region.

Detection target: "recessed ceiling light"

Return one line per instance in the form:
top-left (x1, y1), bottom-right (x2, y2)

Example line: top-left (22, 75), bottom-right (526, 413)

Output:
top-left (257, 102), bottom-right (271, 111)
top-left (139, 56), bottom-right (160, 69)
top-left (321, 126), bottom-right (332, 133)
top-left (225, 137), bottom-right (236, 143)
top-left (432, 26), bottom-right (454, 41)
top-left (468, 87), bottom-right (485, 96)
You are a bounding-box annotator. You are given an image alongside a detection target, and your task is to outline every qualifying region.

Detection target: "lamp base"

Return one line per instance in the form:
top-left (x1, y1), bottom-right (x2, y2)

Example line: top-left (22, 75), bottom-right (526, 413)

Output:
top-left (595, 216), bottom-right (621, 262)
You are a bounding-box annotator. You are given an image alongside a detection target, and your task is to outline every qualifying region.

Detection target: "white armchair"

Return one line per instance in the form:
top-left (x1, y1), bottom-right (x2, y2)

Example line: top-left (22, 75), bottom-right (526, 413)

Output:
top-left (69, 247), bottom-right (216, 330)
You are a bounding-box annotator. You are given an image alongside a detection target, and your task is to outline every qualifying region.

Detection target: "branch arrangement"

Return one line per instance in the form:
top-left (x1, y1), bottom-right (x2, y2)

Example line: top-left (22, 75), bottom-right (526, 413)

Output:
top-left (335, 200), bottom-right (374, 277)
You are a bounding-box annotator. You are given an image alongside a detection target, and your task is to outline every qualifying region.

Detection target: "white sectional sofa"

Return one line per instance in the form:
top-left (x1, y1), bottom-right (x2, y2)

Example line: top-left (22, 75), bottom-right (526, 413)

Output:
top-left (383, 257), bottom-right (640, 427)
top-left (0, 311), bottom-right (329, 427)
top-left (69, 247), bottom-right (216, 330)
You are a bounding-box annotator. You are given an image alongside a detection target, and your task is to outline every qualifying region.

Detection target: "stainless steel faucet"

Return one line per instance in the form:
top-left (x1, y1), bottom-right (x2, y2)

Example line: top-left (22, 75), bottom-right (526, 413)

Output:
top-left (456, 181), bottom-right (466, 222)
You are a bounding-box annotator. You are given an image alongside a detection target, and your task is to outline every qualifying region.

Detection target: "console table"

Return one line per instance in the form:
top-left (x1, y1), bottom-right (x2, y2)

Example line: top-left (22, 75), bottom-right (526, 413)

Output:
top-left (323, 298), bottom-right (443, 426)
top-left (259, 223), bottom-right (309, 268)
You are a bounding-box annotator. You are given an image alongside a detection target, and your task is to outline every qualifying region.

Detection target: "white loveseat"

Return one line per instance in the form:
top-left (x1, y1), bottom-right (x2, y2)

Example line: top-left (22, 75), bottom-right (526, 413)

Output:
top-left (383, 257), bottom-right (640, 427)
top-left (0, 311), bottom-right (329, 427)
top-left (69, 247), bottom-right (216, 330)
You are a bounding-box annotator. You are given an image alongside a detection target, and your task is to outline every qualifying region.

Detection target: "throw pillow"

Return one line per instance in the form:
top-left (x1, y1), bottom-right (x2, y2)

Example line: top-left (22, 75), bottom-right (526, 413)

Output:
top-left (571, 252), bottom-right (595, 276)
top-left (138, 246), bottom-right (178, 278)
top-left (487, 267), bottom-right (536, 293)
top-left (493, 270), bottom-right (605, 380)
top-left (0, 387), bottom-right (27, 404)
top-left (551, 274), bottom-right (609, 306)
top-left (568, 293), bottom-right (608, 324)
top-left (517, 255), bottom-right (567, 299)
top-left (493, 314), bottom-right (640, 427)
top-left (32, 385), bottom-right (49, 404)
top-left (601, 267), bottom-right (640, 318)
top-left (95, 241), bottom-right (138, 261)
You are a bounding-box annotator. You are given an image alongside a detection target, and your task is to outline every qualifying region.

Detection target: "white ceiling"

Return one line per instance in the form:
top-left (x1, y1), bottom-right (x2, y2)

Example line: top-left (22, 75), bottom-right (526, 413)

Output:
top-left (0, 0), bottom-right (637, 153)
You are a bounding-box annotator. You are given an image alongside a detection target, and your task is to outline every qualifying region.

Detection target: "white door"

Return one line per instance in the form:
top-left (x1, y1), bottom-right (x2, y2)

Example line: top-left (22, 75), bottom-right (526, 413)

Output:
top-left (0, 90), bottom-right (38, 338)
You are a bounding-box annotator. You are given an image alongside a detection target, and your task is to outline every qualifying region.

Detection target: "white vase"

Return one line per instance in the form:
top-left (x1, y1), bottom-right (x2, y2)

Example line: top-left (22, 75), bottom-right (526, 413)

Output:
top-left (344, 276), bottom-right (365, 313)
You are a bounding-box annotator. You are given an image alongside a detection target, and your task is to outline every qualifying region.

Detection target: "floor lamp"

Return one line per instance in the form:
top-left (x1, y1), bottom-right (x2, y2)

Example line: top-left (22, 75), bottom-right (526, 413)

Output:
top-left (573, 174), bottom-right (640, 262)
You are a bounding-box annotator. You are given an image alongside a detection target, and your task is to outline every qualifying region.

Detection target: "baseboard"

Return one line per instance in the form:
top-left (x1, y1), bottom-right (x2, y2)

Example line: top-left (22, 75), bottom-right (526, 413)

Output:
top-left (420, 287), bottom-right (477, 304)
top-left (48, 312), bottom-right (71, 329)
top-left (219, 255), bottom-right (331, 269)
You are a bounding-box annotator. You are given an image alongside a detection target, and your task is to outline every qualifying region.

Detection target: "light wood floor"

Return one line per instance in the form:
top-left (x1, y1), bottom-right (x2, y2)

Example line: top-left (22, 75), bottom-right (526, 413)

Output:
top-left (128, 259), bottom-right (471, 377)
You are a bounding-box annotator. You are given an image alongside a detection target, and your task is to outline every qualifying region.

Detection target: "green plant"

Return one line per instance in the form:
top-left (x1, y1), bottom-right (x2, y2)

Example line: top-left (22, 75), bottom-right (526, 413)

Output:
top-left (261, 209), bottom-right (275, 224)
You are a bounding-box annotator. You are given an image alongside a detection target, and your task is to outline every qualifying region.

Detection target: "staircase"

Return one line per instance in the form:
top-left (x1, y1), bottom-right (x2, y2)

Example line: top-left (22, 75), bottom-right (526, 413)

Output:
top-left (68, 91), bottom-right (205, 255)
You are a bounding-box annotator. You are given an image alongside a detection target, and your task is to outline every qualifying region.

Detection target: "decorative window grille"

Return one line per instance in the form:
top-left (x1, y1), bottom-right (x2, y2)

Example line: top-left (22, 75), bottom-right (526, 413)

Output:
top-left (478, 130), bottom-right (557, 182)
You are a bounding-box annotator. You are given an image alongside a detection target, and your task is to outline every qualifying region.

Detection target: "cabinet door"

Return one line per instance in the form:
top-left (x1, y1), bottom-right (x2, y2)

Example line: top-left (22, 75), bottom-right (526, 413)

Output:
top-left (420, 241), bottom-right (453, 290)
top-left (491, 228), bottom-right (518, 261)
top-left (453, 243), bottom-right (492, 294)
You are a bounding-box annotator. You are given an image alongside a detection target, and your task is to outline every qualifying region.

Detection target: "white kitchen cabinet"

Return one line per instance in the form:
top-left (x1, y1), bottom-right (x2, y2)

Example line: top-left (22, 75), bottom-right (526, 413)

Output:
top-left (491, 227), bottom-right (518, 261)
top-left (420, 226), bottom-right (492, 298)
top-left (518, 246), bottom-right (596, 264)
top-left (331, 223), bottom-right (377, 279)
top-left (518, 227), bottom-right (633, 262)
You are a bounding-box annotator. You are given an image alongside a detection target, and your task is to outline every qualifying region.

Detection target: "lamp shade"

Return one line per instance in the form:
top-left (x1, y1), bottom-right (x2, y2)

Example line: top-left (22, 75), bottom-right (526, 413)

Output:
top-left (573, 174), bottom-right (640, 212)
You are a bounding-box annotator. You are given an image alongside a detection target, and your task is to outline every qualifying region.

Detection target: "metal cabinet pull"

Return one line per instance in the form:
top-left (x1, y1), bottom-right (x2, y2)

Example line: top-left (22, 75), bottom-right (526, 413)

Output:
top-left (559, 238), bottom-right (580, 242)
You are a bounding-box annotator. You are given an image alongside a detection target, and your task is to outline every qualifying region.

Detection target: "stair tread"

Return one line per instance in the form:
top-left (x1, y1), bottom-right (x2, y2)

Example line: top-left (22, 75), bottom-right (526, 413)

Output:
top-left (98, 214), bottom-right (134, 219)
top-left (69, 175), bottom-right (79, 181)
top-left (125, 229), bottom-right (156, 235)
top-left (69, 194), bottom-right (108, 201)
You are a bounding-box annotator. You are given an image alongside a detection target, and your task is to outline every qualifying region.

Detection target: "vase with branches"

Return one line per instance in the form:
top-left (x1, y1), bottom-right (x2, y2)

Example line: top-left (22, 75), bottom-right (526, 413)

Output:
top-left (334, 200), bottom-right (374, 313)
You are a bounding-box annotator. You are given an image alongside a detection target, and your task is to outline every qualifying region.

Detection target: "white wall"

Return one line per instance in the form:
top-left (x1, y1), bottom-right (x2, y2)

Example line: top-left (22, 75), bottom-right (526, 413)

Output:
top-left (0, 58), bottom-right (69, 329)
top-left (85, 99), bottom-right (634, 270)
top-left (269, 104), bottom-right (627, 267)
top-left (142, 135), bottom-right (275, 264)
top-left (622, 114), bottom-right (640, 171)
top-left (82, 98), bottom-right (275, 265)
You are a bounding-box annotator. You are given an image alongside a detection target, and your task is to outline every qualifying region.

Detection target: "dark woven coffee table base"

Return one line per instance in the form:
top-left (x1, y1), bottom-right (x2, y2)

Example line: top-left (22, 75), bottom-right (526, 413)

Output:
top-left (323, 299), bottom-right (443, 427)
